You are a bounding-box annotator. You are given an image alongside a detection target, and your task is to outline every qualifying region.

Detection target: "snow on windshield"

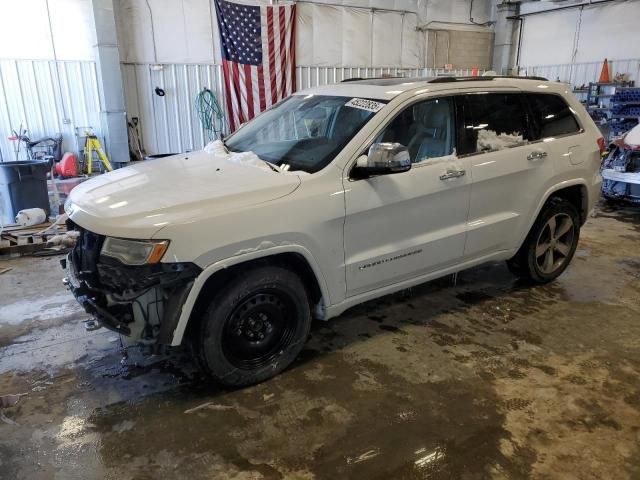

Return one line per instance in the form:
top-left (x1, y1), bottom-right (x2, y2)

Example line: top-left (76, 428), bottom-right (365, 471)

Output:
top-left (204, 140), bottom-right (308, 175)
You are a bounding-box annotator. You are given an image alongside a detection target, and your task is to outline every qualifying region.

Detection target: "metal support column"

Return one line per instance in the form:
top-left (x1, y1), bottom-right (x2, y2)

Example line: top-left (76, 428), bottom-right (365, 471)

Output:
top-left (89, 0), bottom-right (129, 165)
top-left (492, 2), bottom-right (519, 75)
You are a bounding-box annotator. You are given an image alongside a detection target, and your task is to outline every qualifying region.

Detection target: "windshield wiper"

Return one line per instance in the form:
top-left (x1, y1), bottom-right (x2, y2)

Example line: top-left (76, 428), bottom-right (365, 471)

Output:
top-left (221, 136), bottom-right (231, 153)
top-left (261, 159), bottom-right (280, 173)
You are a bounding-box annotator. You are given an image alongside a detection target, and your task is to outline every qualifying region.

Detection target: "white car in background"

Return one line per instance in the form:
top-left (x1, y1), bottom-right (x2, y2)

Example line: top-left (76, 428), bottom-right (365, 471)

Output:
top-left (62, 75), bottom-right (603, 386)
top-left (601, 123), bottom-right (640, 203)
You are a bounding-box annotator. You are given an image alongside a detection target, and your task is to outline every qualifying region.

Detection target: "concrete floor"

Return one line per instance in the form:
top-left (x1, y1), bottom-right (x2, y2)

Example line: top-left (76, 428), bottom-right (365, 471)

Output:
top-left (0, 203), bottom-right (639, 479)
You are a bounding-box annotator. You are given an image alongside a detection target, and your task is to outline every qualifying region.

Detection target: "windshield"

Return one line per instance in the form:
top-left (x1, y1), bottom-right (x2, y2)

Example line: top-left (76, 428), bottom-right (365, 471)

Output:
top-left (225, 95), bottom-right (386, 173)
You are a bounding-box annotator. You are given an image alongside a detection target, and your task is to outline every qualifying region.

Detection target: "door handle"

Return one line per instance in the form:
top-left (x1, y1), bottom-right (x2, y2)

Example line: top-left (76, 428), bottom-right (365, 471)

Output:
top-left (440, 169), bottom-right (466, 181)
top-left (527, 150), bottom-right (548, 161)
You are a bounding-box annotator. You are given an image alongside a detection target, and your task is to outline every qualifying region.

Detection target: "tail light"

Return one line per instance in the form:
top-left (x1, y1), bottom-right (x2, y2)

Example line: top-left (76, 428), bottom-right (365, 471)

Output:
top-left (597, 137), bottom-right (606, 155)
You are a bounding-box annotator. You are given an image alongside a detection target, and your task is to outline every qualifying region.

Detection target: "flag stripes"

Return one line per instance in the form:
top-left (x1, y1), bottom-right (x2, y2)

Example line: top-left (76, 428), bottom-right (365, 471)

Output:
top-left (215, 0), bottom-right (296, 132)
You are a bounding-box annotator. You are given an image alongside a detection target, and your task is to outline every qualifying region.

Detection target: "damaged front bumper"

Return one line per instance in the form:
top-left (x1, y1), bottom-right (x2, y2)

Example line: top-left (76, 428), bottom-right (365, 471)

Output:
top-left (601, 146), bottom-right (640, 203)
top-left (61, 227), bottom-right (201, 345)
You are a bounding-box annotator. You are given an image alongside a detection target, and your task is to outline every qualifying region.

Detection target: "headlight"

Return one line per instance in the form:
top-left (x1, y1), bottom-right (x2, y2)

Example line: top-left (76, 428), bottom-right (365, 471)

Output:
top-left (64, 199), bottom-right (74, 216)
top-left (100, 237), bottom-right (169, 265)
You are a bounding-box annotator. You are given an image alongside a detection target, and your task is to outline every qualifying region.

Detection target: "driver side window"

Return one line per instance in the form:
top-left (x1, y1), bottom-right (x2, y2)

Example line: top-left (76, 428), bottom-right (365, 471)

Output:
top-left (376, 97), bottom-right (455, 163)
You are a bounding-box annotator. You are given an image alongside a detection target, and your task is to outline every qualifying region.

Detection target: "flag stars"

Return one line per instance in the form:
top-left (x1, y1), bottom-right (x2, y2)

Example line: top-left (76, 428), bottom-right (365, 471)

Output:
top-left (217, 0), bottom-right (264, 65)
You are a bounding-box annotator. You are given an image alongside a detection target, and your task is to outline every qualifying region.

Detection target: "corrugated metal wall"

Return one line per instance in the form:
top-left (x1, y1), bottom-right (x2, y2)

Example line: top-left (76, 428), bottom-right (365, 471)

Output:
top-left (121, 63), bottom-right (226, 156)
top-left (520, 59), bottom-right (640, 89)
top-left (121, 63), bottom-right (485, 156)
top-left (0, 59), bottom-right (101, 162)
top-left (1, 60), bottom-right (488, 162)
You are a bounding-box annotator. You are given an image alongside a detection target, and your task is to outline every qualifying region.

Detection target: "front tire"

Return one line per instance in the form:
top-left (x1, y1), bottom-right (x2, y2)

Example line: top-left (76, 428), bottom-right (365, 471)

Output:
top-left (196, 265), bottom-right (311, 387)
top-left (507, 197), bottom-right (580, 284)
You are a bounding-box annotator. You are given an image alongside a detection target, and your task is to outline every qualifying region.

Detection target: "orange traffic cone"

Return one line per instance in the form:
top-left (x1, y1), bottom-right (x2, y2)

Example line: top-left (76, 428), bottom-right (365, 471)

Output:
top-left (471, 65), bottom-right (479, 77)
top-left (599, 58), bottom-right (610, 83)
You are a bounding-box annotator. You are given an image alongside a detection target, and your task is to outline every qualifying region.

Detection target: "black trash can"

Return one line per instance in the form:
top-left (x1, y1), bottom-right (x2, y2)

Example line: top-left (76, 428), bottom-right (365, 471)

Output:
top-left (0, 160), bottom-right (51, 225)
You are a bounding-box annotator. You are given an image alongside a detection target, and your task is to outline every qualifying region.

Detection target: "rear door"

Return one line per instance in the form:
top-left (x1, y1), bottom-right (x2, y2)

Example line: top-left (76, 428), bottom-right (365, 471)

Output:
top-left (525, 93), bottom-right (584, 165)
top-left (456, 91), bottom-right (558, 258)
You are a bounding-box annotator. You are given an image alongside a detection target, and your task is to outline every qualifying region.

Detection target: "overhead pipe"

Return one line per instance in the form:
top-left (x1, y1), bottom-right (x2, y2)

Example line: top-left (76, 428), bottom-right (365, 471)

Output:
top-left (506, 0), bottom-right (619, 19)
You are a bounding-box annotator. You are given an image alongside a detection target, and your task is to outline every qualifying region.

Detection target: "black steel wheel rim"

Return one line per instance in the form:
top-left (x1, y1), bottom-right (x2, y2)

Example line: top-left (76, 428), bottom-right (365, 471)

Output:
top-left (222, 289), bottom-right (296, 370)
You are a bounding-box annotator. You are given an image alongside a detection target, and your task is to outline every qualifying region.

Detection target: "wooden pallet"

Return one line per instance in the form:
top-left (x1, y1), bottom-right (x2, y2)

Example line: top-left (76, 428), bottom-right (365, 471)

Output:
top-left (0, 222), bottom-right (68, 255)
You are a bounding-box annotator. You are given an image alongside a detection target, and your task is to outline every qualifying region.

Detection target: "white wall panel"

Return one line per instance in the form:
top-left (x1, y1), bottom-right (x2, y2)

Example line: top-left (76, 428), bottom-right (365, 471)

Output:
top-left (372, 12), bottom-right (403, 67)
top-left (307, 4), bottom-right (345, 66)
top-left (519, 9), bottom-right (578, 67)
top-left (420, 0), bottom-right (492, 28)
top-left (49, 0), bottom-right (95, 60)
top-left (401, 13), bottom-right (420, 68)
top-left (0, 1), bottom-right (55, 60)
top-left (296, 2), bottom-right (419, 67)
top-left (576, 2), bottom-right (640, 63)
top-left (519, 0), bottom-right (640, 68)
top-left (116, 0), bottom-right (422, 67)
top-left (341, 8), bottom-right (373, 66)
top-left (116, 0), bottom-right (218, 64)
top-left (0, 0), bottom-right (94, 61)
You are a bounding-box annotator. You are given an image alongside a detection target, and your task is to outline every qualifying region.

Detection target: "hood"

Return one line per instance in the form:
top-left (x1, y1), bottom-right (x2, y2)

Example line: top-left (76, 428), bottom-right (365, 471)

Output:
top-left (67, 149), bottom-right (301, 238)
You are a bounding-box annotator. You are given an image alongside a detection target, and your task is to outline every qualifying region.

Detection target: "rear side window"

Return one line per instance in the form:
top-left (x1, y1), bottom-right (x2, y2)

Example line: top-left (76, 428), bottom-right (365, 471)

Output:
top-left (526, 93), bottom-right (581, 139)
top-left (456, 93), bottom-right (530, 156)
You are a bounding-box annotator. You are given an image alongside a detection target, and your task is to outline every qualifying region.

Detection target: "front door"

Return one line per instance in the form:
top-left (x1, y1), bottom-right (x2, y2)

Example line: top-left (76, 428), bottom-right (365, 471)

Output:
top-left (343, 96), bottom-right (472, 297)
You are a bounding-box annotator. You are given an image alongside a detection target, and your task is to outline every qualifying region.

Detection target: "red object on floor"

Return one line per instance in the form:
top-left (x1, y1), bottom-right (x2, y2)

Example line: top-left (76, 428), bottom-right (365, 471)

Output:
top-left (56, 152), bottom-right (79, 178)
top-left (599, 58), bottom-right (610, 83)
top-left (471, 65), bottom-right (479, 77)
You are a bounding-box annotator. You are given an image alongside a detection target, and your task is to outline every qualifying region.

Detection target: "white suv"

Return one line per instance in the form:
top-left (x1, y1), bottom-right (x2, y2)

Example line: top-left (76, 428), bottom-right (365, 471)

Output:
top-left (62, 76), bottom-right (603, 386)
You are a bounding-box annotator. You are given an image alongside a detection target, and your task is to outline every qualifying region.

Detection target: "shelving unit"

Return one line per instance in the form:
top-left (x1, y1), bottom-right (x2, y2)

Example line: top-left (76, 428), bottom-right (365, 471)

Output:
top-left (582, 81), bottom-right (638, 142)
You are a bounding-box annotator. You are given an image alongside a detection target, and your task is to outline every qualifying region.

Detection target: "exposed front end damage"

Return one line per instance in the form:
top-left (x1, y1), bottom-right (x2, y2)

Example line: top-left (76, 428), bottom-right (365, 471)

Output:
top-left (61, 223), bottom-right (201, 345)
top-left (602, 134), bottom-right (640, 203)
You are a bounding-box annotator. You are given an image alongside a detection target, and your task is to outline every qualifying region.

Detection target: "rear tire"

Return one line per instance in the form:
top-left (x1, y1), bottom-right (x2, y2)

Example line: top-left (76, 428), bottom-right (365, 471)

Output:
top-left (507, 197), bottom-right (580, 284)
top-left (196, 265), bottom-right (311, 387)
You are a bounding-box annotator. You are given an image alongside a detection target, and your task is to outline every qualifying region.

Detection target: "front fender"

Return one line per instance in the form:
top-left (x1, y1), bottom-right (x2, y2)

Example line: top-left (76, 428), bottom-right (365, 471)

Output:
top-left (168, 244), bottom-right (331, 346)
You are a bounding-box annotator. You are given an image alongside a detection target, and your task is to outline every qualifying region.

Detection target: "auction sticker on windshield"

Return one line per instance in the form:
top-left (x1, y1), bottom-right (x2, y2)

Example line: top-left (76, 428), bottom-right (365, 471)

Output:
top-left (345, 98), bottom-right (386, 113)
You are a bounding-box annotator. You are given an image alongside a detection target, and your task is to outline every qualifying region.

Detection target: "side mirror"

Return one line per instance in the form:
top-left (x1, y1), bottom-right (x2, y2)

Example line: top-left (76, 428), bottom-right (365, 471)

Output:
top-left (352, 142), bottom-right (411, 178)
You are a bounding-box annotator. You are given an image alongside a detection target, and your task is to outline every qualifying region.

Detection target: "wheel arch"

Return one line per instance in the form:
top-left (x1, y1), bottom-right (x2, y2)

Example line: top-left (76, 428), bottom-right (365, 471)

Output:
top-left (513, 180), bottom-right (589, 256)
top-left (169, 245), bottom-right (331, 346)
top-left (546, 183), bottom-right (589, 225)
top-left (534, 180), bottom-right (589, 228)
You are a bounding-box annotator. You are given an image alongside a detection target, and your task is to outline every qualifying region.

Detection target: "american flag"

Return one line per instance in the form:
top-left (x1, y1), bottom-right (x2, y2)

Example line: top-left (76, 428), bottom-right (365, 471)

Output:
top-left (215, 0), bottom-right (296, 132)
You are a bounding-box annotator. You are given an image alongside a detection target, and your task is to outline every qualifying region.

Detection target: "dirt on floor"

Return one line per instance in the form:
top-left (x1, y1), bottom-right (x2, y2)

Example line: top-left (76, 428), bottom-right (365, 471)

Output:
top-left (0, 202), bottom-right (639, 480)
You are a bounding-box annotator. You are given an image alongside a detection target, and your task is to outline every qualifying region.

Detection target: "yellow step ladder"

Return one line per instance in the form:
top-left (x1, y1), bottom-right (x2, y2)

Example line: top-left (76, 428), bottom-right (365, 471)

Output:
top-left (81, 130), bottom-right (113, 174)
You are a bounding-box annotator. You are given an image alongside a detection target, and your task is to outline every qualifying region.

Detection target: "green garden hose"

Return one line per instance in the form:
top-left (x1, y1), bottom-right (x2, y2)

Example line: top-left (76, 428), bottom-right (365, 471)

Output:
top-left (195, 88), bottom-right (225, 141)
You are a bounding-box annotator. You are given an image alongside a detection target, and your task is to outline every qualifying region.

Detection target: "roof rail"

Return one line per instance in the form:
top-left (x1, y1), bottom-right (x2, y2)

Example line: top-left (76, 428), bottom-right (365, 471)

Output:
top-left (428, 75), bottom-right (548, 83)
top-left (341, 77), bottom-right (400, 83)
